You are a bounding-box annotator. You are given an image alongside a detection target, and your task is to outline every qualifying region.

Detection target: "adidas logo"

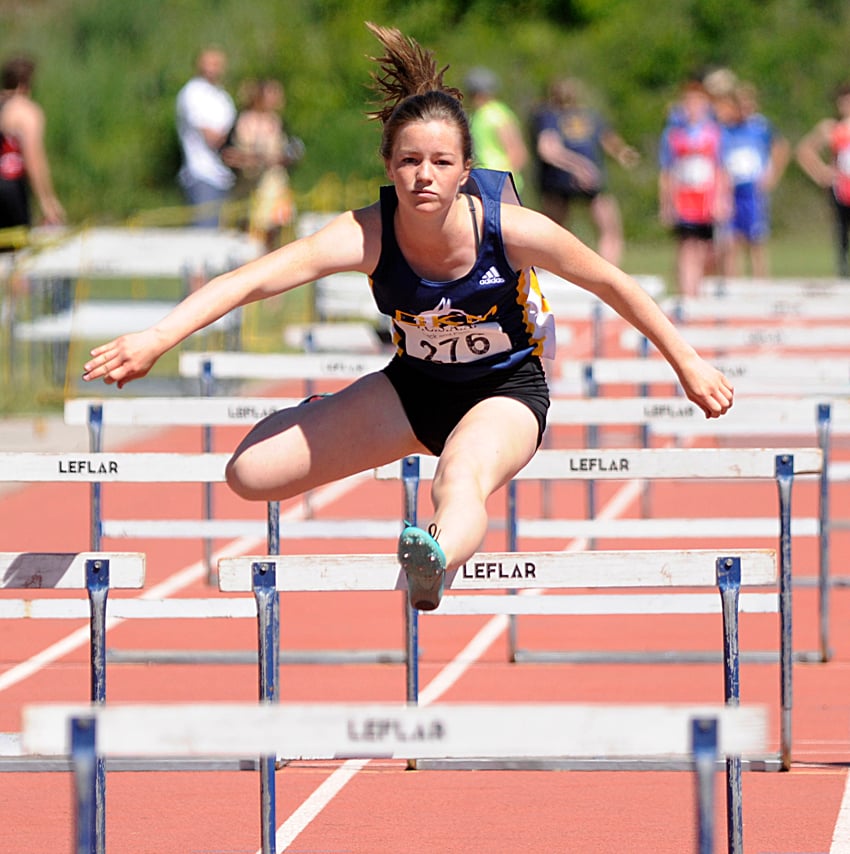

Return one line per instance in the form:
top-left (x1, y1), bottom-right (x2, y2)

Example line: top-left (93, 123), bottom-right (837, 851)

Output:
top-left (479, 266), bottom-right (505, 285)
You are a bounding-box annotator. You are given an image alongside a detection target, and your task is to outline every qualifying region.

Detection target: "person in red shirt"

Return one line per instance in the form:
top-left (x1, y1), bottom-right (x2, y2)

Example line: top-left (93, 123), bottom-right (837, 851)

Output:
top-left (0, 55), bottom-right (64, 250)
top-left (658, 78), bottom-right (730, 296)
top-left (796, 82), bottom-right (850, 277)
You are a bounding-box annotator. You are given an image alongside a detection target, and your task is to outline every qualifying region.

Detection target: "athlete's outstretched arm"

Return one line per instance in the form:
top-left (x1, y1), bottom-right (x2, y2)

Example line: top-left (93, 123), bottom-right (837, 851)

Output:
top-left (83, 206), bottom-right (381, 388)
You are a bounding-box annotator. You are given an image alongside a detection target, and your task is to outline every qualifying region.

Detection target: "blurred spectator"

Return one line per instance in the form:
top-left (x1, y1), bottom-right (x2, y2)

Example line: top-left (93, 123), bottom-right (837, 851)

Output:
top-left (795, 82), bottom-right (850, 278)
top-left (714, 82), bottom-right (790, 277)
top-left (658, 78), bottom-right (730, 296)
top-left (175, 46), bottom-right (236, 228)
top-left (464, 67), bottom-right (528, 193)
top-left (530, 76), bottom-right (639, 266)
top-left (0, 54), bottom-right (65, 251)
top-left (223, 77), bottom-right (304, 251)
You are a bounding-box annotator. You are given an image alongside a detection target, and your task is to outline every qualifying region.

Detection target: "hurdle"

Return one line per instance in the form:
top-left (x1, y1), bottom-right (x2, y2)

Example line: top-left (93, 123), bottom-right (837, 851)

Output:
top-left (622, 323), bottom-right (850, 353)
top-left (698, 274), bottom-right (850, 299)
top-left (376, 448), bottom-right (822, 770)
top-left (178, 350), bottom-right (389, 394)
top-left (22, 700), bottom-right (768, 854)
top-left (661, 292), bottom-right (850, 322)
top-left (0, 552), bottom-right (144, 848)
top-left (0, 551), bottom-right (285, 770)
top-left (0, 551), bottom-right (145, 722)
top-left (61, 404), bottom-right (408, 667)
top-left (217, 549), bottom-right (774, 852)
top-left (0, 450), bottom-right (277, 560)
top-left (554, 355), bottom-right (850, 398)
top-left (8, 226), bottom-right (261, 385)
top-left (539, 270), bottom-right (664, 357)
top-left (543, 397), bottom-right (841, 661)
top-left (0, 451), bottom-right (406, 668)
top-left (65, 395), bottom-right (298, 584)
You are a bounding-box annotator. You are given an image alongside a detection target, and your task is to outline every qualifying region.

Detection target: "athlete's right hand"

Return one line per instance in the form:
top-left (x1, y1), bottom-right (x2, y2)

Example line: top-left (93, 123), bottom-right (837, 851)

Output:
top-left (83, 329), bottom-right (163, 388)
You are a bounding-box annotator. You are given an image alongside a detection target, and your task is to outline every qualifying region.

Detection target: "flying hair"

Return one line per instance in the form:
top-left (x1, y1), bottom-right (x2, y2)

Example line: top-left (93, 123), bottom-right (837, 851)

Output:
top-left (365, 21), bottom-right (463, 124)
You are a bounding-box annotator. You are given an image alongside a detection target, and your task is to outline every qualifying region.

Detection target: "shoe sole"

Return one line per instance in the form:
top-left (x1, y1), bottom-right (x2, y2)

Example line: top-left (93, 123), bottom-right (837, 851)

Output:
top-left (398, 528), bottom-right (445, 611)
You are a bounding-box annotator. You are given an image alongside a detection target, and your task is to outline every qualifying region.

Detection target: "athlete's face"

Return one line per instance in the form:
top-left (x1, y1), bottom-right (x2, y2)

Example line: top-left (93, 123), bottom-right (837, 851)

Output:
top-left (385, 119), bottom-right (471, 211)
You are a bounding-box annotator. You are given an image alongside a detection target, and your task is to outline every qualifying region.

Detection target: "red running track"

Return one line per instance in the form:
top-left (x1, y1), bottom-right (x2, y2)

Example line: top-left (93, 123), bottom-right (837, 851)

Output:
top-left (2, 313), bottom-right (850, 853)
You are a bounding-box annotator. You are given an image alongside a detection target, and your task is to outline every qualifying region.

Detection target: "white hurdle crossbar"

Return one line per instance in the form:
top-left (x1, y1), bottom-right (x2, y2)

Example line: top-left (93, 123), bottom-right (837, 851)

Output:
top-left (22, 700), bottom-right (768, 854)
top-left (661, 293), bottom-right (850, 322)
top-left (178, 350), bottom-right (389, 389)
top-left (554, 356), bottom-right (850, 397)
top-left (698, 275), bottom-right (850, 299)
top-left (622, 324), bottom-right (850, 353)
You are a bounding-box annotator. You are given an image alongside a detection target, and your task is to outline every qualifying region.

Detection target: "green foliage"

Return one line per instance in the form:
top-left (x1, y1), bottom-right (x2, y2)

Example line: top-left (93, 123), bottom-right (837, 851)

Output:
top-left (1, 0), bottom-right (849, 237)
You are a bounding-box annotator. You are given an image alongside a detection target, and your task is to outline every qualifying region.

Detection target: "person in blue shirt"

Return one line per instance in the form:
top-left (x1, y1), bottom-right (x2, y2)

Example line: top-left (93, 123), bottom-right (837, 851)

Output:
top-left (714, 83), bottom-right (789, 277)
top-left (82, 23), bottom-right (734, 611)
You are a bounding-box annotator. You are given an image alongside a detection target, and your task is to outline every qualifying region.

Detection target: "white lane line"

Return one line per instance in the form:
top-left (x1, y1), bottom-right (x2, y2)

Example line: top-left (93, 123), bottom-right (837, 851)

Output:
top-left (273, 476), bottom-right (644, 853)
top-left (831, 772), bottom-right (850, 852)
top-left (0, 471), bottom-right (370, 694)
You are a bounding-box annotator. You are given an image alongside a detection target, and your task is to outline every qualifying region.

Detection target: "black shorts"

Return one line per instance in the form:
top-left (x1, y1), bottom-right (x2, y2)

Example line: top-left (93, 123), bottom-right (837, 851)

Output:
top-left (541, 184), bottom-right (600, 203)
top-left (674, 222), bottom-right (714, 241)
top-left (382, 355), bottom-right (550, 456)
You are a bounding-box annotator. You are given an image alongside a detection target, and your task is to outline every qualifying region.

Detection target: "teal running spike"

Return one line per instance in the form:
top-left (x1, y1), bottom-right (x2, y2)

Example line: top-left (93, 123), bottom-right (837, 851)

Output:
top-left (398, 524), bottom-right (446, 611)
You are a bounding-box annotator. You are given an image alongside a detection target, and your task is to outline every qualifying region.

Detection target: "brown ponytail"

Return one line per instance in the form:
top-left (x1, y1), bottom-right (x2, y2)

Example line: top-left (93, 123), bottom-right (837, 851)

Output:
top-left (365, 22), bottom-right (472, 164)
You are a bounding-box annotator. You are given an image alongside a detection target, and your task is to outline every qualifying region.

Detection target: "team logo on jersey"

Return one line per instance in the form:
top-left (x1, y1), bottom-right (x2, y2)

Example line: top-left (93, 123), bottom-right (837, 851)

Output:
top-left (479, 266), bottom-right (505, 285)
top-left (396, 297), bottom-right (499, 329)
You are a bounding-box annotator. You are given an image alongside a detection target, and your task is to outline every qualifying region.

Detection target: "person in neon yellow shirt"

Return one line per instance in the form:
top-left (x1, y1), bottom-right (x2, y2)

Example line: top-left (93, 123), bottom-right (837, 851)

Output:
top-left (465, 67), bottom-right (528, 193)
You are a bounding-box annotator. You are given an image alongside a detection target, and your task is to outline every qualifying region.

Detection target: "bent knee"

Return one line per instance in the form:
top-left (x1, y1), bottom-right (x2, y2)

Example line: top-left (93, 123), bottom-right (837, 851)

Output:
top-left (224, 454), bottom-right (277, 501)
top-left (224, 455), bottom-right (255, 500)
top-left (225, 451), bottom-right (310, 502)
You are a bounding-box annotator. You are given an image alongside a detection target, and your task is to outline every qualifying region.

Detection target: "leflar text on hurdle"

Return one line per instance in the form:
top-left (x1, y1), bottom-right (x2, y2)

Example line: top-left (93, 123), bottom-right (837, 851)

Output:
top-left (568, 456), bottom-right (630, 472)
top-left (58, 459), bottom-right (119, 474)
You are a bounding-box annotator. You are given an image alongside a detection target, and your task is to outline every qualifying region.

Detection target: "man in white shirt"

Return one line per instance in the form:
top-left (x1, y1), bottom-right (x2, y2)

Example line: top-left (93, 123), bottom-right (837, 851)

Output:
top-left (175, 47), bottom-right (236, 227)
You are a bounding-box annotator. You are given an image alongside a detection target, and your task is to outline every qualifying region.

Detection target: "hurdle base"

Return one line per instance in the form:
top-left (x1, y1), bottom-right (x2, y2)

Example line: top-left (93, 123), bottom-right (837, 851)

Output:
top-left (414, 755), bottom-right (783, 772)
top-left (795, 575), bottom-right (850, 588)
top-left (0, 756), bottom-right (268, 772)
top-left (106, 648), bottom-right (406, 665)
top-left (512, 649), bottom-right (817, 665)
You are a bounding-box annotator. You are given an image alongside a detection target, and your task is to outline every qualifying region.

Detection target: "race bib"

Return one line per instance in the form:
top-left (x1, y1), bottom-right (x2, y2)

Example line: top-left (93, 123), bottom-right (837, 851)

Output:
top-left (400, 320), bottom-right (511, 364)
top-left (725, 147), bottom-right (763, 183)
top-left (675, 154), bottom-right (713, 187)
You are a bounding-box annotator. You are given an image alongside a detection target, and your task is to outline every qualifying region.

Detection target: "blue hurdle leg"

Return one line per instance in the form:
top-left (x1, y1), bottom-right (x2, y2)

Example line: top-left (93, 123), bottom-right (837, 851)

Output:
top-left (71, 715), bottom-right (98, 854)
top-left (201, 359), bottom-right (216, 584)
top-left (775, 454), bottom-right (794, 771)
top-left (816, 403), bottom-right (832, 662)
top-left (253, 561), bottom-right (280, 854)
top-left (691, 717), bottom-right (718, 854)
top-left (86, 404), bottom-right (103, 554)
top-left (717, 555), bottom-right (743, 854)
top-left (402, 456), bottom-right (421, 708)
top-left (86, 558), bottom-right (109, 854)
